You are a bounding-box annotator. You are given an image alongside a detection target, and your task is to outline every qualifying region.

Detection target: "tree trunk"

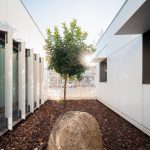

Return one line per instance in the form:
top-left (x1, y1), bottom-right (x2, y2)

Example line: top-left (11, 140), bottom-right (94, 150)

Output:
top-left (64, 75), bottom-right (67, 101)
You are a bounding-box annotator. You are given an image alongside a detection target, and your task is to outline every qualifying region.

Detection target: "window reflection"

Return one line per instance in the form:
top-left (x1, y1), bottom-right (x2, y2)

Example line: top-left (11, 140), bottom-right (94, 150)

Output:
top-left (0, 31), bottom-right (6, 130)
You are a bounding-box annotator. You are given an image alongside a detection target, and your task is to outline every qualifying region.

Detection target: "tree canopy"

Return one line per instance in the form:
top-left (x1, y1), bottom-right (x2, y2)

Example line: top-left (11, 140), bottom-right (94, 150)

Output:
top-left (45, 19), bottom-right (94, 100)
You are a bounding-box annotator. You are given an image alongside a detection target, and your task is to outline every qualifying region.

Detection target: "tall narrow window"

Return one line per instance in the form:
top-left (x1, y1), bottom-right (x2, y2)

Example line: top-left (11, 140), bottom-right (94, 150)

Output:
top-left (100, 59), bottom-right (107, 82)
top-left (143, 30), bottom-right (150, 84)
top-left (13, 40), bottom-right (19, 121)
top-left (34, 54), bottom-right (37, 109)
top-left (0, 31), bottom-right (6, 130)
top-left (34, 54), bottom-right (37, 60)
top-left (25, 49), bottom-right (30, 113)
top-left (39, 57), bottom-right (41, 63)
top-left (39, 57), bottom-right (41, 105)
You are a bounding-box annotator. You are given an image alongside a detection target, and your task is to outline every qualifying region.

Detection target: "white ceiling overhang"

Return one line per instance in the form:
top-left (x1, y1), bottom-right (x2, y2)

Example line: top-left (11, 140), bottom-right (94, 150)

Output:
top-left (92, 57), bottom-right (106, 63)
top-left (116, 0), bottom-right (150, 35)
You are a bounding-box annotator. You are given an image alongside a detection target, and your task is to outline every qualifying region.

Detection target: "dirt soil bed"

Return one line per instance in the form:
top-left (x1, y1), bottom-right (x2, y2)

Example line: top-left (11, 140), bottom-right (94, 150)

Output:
top-left (0, 100), bottom-right (150, 150)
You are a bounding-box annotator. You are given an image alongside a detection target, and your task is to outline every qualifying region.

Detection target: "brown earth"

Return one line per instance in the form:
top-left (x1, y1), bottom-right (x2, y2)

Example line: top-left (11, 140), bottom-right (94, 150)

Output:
top-left (0, 100), bottom-right (150, 150)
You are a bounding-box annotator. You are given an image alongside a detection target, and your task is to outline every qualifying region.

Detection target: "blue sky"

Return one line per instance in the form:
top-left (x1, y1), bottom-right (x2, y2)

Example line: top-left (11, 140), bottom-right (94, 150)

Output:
top-left (22, 0), bottom-right (125, 45)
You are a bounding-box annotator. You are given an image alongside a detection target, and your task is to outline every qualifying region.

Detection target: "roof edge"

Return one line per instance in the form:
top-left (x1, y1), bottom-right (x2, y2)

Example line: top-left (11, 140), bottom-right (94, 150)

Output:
top-left (96, 0), bottom-right (128, 46)
top-left (20, 0), bottom-right (45, 40)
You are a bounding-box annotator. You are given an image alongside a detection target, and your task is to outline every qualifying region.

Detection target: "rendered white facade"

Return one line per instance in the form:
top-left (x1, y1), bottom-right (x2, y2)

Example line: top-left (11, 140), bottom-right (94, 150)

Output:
top-left (0, 0), bottom-right (46, 132)
top-left (96, 0), bottom-right (150, 136)
top-left (0, 0), bottom-right (44, 55)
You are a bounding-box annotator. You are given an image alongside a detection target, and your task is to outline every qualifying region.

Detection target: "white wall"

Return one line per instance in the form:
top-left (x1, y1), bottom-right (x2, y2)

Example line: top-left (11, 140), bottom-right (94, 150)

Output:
top-left (96, 37), bottom-right (150, 136)
top-left (96, 0), bottom-right (146, 55)
top-left (5, 31), bottom-right (13, 130)
top-left (48, 87), bottom-right (96, 100)
top-left (96, 0), bottom-right (150, 136)
top-left (0, 0), bottom-right (46, 130)
top-left (96, 36), bottom-right (143, 120)
top-left (0, 0), bottom-right (45, 56)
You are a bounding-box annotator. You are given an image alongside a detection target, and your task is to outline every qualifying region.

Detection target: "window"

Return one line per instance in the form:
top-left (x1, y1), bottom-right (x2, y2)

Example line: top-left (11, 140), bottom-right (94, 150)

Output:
top-left (26, 49), bottom-right (30, 57)
top-left (25, 49), bottom-right (30, 113)
top-left (143, 30), bottom-right (150, 84)
top-left (13, 40), bottom-right (19, 121)
top-left (39, 57), bottom-right (41, 63)
top-left (34, 53), bottom-right (37, 109)
top-left (0, 31), bottom-right (6, 130)
top-left (34, 54), bottom-right (37, 60)
top-left (100, 59), bottom-right (107, 82)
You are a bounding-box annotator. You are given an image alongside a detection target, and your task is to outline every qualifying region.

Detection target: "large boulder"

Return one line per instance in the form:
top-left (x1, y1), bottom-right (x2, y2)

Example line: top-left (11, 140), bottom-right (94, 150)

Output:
top-left (48, 111), bottom-right (103, 150)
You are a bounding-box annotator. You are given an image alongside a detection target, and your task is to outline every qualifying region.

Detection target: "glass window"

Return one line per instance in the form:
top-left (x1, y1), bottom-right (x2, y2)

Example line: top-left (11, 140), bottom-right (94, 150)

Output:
top-left (13, 40), bottom-right (19, 121)
top-left (25, 49), bottom-right (30, 113)
top-left (0, 31), bottom-right (6, 130)
top-left (34, 54), bottom-right (37, 109)
top-left (34, 54), bottom-right (37, 60)
top-left (143, 30), bottom-right (150, 84)
top-left (100, 59), bottom-right (107, 82)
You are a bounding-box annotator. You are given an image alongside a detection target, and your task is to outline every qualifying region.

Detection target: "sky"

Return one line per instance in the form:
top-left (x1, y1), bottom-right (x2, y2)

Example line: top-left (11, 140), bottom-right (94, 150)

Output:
top-left (22, 0), bottom-right (125, 45)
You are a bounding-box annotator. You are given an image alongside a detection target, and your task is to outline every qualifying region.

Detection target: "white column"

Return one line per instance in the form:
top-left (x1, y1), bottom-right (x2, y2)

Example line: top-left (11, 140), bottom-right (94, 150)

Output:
top-left (28, 49), bottom-right (34, 112)
top-left (18, 42), bottom-right (25, 119)
top-left (5, 30), bottom-right (13, 130)
top-left (39, 57), bottom-right (44, 104)
top-left (34, 54), bottom-right (40, 108)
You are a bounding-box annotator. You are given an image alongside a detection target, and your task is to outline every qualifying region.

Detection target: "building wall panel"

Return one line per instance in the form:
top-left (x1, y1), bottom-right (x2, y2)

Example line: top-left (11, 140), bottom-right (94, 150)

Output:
top-left (96, 0), bottom-right (150, 135)
top-left (0, 0), bottom-right (44, 55)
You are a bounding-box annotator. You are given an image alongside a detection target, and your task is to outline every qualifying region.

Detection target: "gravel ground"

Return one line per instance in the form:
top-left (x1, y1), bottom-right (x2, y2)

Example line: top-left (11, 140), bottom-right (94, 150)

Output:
top-left (0, 100), bottom-right (150, 150)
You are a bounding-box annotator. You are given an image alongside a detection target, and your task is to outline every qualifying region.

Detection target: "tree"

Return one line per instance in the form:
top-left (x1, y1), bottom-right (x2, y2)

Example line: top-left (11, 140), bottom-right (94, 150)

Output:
top-left (45, 19), bottom-right (88, 101)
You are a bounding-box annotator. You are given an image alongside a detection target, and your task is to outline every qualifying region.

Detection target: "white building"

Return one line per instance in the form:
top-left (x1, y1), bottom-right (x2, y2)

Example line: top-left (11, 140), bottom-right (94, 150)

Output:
top-left (96, 0), bottom-right (150, 136)
top-left (0, 0), bottom-right (47, 133)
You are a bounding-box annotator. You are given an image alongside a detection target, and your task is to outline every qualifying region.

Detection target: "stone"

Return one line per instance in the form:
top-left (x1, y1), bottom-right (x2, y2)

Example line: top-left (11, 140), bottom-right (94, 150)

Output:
top-left (48, 111), bottom-right (103, 150)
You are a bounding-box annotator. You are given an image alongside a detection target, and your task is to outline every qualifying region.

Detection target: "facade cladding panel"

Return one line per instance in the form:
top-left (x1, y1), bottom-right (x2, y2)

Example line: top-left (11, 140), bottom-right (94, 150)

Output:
top-left (96, 0), bottom-right (150, 136)
top-left (0, 0), bottom-right (46, 132)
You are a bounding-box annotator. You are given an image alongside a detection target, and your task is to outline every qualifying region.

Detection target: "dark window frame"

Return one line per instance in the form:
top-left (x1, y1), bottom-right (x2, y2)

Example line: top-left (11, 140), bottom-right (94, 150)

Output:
top-left (39, 57), bottom-right (41, 63)
top-left (34, 54), bottom-right (37, 60)
top-left (0, 31), bottom-right (6, 115)
top-left (26, 49), bottom-right (30, 57)
top-left (13, 40), bottom-right (20, 54)
top-left (100, 59), bottom-right (107, 82)
top-left (143, 30), bottom-right (150, 84)
top-left (0, 31), bottom-right (6, 48)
